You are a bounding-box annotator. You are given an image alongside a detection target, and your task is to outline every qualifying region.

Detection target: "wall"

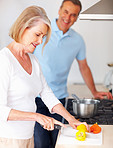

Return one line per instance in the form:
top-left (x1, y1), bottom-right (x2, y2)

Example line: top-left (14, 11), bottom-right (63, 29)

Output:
top-left (0, 0), bottom-right (113, 84)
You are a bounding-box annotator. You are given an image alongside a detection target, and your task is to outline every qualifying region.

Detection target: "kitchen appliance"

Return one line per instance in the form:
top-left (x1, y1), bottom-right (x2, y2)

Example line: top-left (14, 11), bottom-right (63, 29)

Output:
top-left (79, 0), bottom-right (113, 21)
top-left (72, 94), bottom-right (100, 118)
top-left (64, 98), bottom-right (113, 125)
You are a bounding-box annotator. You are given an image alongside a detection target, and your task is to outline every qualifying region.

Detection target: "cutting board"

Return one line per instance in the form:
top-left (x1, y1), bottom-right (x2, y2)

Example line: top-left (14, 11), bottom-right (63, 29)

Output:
top-left (57, 125), bottom-right (102, 145)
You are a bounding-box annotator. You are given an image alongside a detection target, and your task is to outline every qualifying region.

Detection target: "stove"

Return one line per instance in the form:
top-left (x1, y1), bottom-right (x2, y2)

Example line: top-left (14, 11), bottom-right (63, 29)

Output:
top-left (64, 98), bottom-right (113, 125)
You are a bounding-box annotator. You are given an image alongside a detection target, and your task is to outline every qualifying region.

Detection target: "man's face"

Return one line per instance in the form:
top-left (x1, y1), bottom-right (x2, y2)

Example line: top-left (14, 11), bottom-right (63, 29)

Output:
top-left (57, 1), bottom-right (80, 34)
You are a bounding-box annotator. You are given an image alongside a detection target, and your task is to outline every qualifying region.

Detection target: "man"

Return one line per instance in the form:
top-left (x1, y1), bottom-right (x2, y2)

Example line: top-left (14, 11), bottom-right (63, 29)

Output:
top-left (34, 0), bottom-right (112, 148)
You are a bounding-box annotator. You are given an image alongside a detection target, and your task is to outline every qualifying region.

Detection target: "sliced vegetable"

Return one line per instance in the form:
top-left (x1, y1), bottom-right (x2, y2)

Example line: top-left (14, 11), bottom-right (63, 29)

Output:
top-left (77, 124), bottom-right (88, 132)
top-left (90, 122), bottom-right (101, 134)
top-left (76, 130), bottom-right (86, 141)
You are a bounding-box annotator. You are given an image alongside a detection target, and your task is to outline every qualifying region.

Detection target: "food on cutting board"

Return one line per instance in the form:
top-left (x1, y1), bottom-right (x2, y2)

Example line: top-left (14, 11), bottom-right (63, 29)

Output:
top-left (76, 130), bottom-right (86, 141)
top-left (77, 124), bottom-right (88, 132)
top-left (75, 123), bottom-right (101, 141)
top-left (76, 124), bottom-right (87, 141)
top-left (90, 122), bottom-right (101, 134)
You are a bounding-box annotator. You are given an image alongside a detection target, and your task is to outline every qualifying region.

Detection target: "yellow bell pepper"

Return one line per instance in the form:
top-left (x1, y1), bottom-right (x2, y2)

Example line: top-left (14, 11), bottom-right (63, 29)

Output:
top-left (76, 130), bottom-right (86, 141)
top-left (77, 124), bottom-right (88, 132)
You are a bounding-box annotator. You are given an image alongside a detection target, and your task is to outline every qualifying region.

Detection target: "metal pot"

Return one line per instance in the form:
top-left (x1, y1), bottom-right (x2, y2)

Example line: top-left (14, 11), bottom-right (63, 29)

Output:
top-left (72, 98), bottom-right (100, 118)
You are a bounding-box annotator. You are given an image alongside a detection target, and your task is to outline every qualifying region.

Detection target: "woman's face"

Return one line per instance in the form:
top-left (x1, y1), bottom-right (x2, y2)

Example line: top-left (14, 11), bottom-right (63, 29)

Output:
top-left (20, 20), bottom-right (48, 53)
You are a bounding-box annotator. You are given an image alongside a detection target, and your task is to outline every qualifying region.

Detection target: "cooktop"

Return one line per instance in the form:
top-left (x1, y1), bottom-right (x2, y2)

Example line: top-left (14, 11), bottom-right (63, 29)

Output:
top-left (64, 98), bottom-right (113, 125)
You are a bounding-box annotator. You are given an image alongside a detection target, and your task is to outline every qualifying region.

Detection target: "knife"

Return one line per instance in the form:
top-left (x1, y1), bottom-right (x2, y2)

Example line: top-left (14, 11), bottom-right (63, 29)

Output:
top-left (54, 124), bottom-right (61, 130)
top-left (40, 124), bottom-right (61, 130)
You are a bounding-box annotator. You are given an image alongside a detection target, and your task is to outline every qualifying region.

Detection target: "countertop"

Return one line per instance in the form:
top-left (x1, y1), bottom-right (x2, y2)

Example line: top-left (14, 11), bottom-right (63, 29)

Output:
top-left (56, 84), bottom-right (113, 148)
top-left (67, 83), bottom-right (109, 98)
top-left (55, 125), bottom-right (113, 148)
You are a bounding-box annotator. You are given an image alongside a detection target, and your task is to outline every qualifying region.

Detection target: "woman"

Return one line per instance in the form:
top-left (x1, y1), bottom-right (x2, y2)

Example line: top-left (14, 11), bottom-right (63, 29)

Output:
top-left (0, 5), bottom-right (88, 148)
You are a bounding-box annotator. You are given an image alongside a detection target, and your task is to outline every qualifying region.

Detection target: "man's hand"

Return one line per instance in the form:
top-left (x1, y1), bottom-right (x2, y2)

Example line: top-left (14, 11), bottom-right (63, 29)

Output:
top-left (93, 91), bottom-right (112, 99)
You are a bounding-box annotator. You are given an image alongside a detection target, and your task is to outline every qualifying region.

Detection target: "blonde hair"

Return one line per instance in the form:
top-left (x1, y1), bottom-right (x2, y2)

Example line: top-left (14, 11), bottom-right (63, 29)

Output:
top-left (9, 6), bottom-right (51, 52)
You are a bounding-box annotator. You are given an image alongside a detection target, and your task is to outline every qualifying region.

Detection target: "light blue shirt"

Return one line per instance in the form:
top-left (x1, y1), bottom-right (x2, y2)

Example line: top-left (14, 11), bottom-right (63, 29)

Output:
top-left (34, 19), bottom-right (86, 99)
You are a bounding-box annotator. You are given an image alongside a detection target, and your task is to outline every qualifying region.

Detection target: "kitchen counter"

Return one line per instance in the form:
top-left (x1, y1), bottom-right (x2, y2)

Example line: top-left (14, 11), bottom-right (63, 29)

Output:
top-left (56, 84), bottom-right (113, 148)
top-left (55, 125), bottom-right (113, 148)
top-left (67, 83), bottom-right (109, 98)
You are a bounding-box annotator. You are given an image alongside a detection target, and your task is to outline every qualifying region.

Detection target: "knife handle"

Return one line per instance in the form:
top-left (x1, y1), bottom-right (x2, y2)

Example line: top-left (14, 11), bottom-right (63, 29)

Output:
top-left (40, 124), bottom-right (61, 130)
top-left (54, 124), bottom-right (61, 130)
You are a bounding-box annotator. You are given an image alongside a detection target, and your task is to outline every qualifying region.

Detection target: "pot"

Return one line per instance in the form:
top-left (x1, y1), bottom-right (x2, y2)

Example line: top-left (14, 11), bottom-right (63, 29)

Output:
top-left (72, 98), bottom-right (100, 118)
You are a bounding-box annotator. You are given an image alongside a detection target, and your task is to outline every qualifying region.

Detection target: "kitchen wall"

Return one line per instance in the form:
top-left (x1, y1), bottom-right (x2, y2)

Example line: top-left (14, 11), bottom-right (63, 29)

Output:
top-left (0, 0), bottom-right (113, 84)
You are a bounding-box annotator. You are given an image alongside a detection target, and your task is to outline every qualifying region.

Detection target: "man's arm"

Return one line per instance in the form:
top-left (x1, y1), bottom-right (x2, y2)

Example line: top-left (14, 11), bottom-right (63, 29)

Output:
top-left (77, 59), bottom-right (112, 99)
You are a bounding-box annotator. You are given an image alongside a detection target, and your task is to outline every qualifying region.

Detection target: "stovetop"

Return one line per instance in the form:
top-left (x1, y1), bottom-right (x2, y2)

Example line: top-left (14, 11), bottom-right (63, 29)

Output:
top-left (64, 98), bottom-right (113, 125)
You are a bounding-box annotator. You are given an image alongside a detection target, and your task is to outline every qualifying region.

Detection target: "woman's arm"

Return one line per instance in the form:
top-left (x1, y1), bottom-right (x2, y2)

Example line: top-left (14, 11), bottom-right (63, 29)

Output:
top-left (8, 109), bottom-right (65, 130)
top-left (52, 103), bottom-right (89, 131)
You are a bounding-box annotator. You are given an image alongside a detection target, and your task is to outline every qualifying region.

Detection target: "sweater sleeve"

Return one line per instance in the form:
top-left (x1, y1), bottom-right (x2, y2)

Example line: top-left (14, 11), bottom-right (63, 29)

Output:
top-left (0, 54), bottom-right (12, 121)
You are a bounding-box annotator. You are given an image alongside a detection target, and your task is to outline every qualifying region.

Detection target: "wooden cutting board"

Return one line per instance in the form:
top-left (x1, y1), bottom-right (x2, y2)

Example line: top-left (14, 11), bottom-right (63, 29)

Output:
top-left (57, 125), bottom-right (102, 145)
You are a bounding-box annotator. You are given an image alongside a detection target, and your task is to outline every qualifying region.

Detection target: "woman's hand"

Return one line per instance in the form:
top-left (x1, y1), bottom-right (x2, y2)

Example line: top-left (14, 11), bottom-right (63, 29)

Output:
top-left (35, 113), bottom-right (66, 131)
top-left (68, 115), bottom-right (89, 132)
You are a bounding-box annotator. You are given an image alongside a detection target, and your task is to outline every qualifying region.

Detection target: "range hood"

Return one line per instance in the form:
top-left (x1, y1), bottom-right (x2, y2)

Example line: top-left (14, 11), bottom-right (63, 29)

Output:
top-left (79, 0), bottom-right (113, 21)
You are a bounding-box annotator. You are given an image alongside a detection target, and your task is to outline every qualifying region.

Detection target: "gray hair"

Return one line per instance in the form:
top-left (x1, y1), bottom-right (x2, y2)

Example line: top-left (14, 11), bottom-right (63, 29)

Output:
top-left (61, 0), bottom-right (82, 13)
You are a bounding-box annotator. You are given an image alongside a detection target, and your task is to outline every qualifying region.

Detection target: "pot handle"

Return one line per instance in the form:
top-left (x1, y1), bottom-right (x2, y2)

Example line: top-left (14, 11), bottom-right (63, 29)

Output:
top-left (72, 94), bottom-right (80, 102)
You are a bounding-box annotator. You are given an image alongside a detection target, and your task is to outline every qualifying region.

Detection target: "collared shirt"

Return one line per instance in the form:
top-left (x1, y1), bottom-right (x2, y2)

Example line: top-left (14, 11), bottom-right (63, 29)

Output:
top-left (34, 18), bottom-right (86, 99)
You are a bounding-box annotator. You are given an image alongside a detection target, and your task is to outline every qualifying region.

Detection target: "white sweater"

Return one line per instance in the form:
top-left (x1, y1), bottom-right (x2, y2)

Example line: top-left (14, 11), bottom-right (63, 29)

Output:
top-left (0, 47), bottom-right (60, 139)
